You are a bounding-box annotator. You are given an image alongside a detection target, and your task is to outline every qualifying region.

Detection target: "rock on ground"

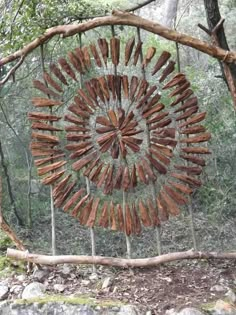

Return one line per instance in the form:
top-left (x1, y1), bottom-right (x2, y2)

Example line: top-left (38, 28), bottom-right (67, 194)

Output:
top-left (21, 282), bottom-right (45, 299)
top-left (0, 285), bottom-right (8, 301)
top-left (0, 302), bottom-right (141, 315)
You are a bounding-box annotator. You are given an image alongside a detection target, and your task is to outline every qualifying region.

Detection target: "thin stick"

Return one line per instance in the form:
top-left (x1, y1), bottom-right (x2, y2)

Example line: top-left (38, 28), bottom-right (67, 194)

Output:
top-left (137, 27), bottom-right (162, 255)
top-left (7, 248), bottom-right (236, 268)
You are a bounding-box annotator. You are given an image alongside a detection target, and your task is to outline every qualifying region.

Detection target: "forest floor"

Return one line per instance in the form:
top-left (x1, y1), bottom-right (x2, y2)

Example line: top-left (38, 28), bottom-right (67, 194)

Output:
top-left (1, 210), bottom-right (235, 314)
top-left (2, 259), bottom-right (236, 314)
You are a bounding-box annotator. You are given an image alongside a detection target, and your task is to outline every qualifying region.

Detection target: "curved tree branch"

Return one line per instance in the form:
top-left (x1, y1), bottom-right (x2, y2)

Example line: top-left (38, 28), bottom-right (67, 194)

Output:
top-left (1, 10), bottom-right (236, 86)
top-left (7, 248), bottom-right (236, 268)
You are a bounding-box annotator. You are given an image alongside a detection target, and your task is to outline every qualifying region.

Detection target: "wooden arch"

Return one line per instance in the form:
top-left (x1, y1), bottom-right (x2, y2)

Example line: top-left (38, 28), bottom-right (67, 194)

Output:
top-left (28, 16), bottom-right (211, 237)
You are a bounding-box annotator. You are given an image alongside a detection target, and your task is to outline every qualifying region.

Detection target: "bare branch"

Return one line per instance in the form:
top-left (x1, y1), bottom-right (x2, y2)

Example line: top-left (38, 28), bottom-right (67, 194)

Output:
top-left (0, 56), bottom-right (24, 85)
top-left (7, 248), bottom-right (236, 268)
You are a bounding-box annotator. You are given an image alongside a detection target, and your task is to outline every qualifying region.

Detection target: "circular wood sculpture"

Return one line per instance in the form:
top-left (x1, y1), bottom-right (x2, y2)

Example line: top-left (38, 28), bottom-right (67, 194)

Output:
top-left (29, 35), bottom-right (211, 235)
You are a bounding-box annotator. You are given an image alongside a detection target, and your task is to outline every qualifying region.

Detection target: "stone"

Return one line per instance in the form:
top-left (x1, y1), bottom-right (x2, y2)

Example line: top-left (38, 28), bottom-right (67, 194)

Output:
top-left (89, 273), bottom-right (98, 281)
top-left (60, 265), bottom-right (72, 276)
top-left (10, 285), bottom-right (22, 295)
top-left (177, 308), bottom-right (205, 315)
top-left (21, 282), bottom-right (46, 299)
top-left (53, 284), bottom-right (65, 293)
top-left (16, 275), bottom-right (26, 282)
top-left (225, 289), bottom-right (236, 304)
top-left (0, 285), bottom-right (8, 300)
top-left (210, 285), bottom-right (226, 293)
top-left (81, 280), bottom-right (90, 286)
top-left (102, 277), bottom-right (112, 289)
top-left (213, 299), bottom-right (236, 315)
top-left (117, 305), bottom-right (139, 315)
top-left (33, 269), bottom-right (49, 282)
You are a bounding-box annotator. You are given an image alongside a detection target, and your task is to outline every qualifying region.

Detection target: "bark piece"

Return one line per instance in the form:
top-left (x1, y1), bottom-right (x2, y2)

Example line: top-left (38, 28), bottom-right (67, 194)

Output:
top-left (132, 203), bottom-right (142, 235)
top-left (28, 112), bottom-right (61, 122)
top-left (125, 36), bottom-right (135, 66)
top-left (180, 154), bottom-right (206, 166)
top-left (53, 175), bottom-right (71, 199)
top-left (146, 153), bottom-right (167, 174)
top-left (140, 158), bottom-right (156, 182)
top-left (156, 196), bottom-right (169, 221)
top-left (63, 188), bottom-right (86, 212)
top-left (103, 164), bottom-right (114, 195)
top-left (99, 201), bottom-right (109, 228)
top-left (74, 96), bottom-right (93, 114)
top-left (71, 152), bottom-right (98, 171)
top-left (164, 185), bottom-right (188, 205)
top-left (170, 81), bottom-right (190, 97)
top-left (38, 161), bottom-right (66, 176)
top-left (31, 149), bottom-right (63, 157)
top-left (66, 134), bottom-right (91, 141)
top-left (70, 145), bottom-right (93, 160)
top-left (64, 114), bottom-right (86, 125)
top-left (58, 58), bottom-right (77, 81)
top-left (159, 60), bottom-right (176, 82)
top-left (89, 162), bottom-right (104, 182)
top-left (171, 89), bottom-right (194, 107)
top-left (115, 75), bottom-right (122, 102)
top-left (130, 164), bottom-right (137, 189)
top-left (121, 166), bottom-right (130, 191)
top-left (174, 165), bottom-right (202, 175)
top-left (168, 180), bottom-right (193, 195)
top-left (136, 85), bottom-right (157, 109)
top-left (180, 133), bottom-right (211, 144)
top-left (35, 153), bottom-right (65, 167)
top-left (32, 97), bottom-right (62, 107)
top-left (176, 106), bottom-right (199, 121)
top-left (96, 116), bottom-right (113, 127)
top-left (110, 201), bottom-right (117, 231)
top-left (68, 51), bottom-right (83, 74)
top-left (66, 141), bottom-right (92, 152)
top-left (152, 51), bottom-right (171, 75)
top-left (155, 127), bottom-right (175, 139)
top-left (90, 44), bottom-right (102, 67)
top-left (50, 64), bottom-right (68, 85)
top-left (117, 204), bottom-right (124, 231)
top-left (83, 157), bottom-right (100, 177)
top-left (142, 47), bottom-right (156, 68)
top-left (162, 73), bottom-right (185, 89)
top-left (97, 164), bottom-right (110, 188)
top-left (98, 76), bottom-right (110, 102)
top-left (71, 194), bottom-right (90, 217)
top-left (139, 200), bottom-right (152, 227)
top-left (31, 132), bottom-right (59, 144)
top-left (149, 147), bottom-right (170, 166)
top-left (137, 163), bottom-right (148, 184)
top-left (33, 80), bottom-right (60, 98)
top-left (159, 190), bottom-right (180, 215)
top-left (43, 72), bottom-right (63, 93)
top-left (149, 118), bottom-right (172, 130)
top-left (142, 94), bottom-right (162, 113)
top-left (130, 76), bottom-right (139, 101)
top-left (65, 125), bottom-right (89, 132)
top-left (107, 109), bottom-right (118, 127)
top-left (122, 75), bottom-right (129, 99)
top-left (86, 198), bottom-right (100, 227)
top-left (179, 112), bottom-right (206, 128)
top-left (170, 173), bottom-right (202, 187)
top-left (174, 96), bottom-right (198, 113)
top-left (133, 41), bottom-right (143, 66)
top-left (142, 102), bottom-right (163, 118)
top-left (110, 37), bottom-right (120, 66)
top-left (98, 38), bottom-right (109, 66)
top-left (147, 111), bottom-right (168, 125)
top-left (31, 122), bottom-right (62, 132)
top-left (107, 75), bottom-right (116, 101)
top-left (81, 46), bottom-right (91, 69)
top-left (125, 204), bottom-right (133, 236)
top-left (180, 125), bottom-right (206, 134)
top-left (68, 104), bottom-right (90, 119)
top-left (42, 170), bottom-right (65, 185)
top-left (54, 181), bottom-right (76, 208)
top-left (151, 137), bottom-right (177, 148)
top-left (150, 143), bottom-right (173, 157)
top-left (74, 47), bottom-right (87, 72)
top-left (181, 147), bottom-right (211, 154)
top-left (79, 198), bottom-right (93, 225)
top-left (147, 199), bottom-right (160, 226)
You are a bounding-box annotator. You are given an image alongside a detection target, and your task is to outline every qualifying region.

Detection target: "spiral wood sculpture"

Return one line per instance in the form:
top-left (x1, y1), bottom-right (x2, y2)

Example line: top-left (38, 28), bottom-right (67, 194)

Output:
top-left (29, 35), bottom-right (211, 235)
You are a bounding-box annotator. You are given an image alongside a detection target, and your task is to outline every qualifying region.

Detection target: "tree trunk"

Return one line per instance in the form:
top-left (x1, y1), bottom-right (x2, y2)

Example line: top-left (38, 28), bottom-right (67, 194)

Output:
top-left (162, 0), bottom-right (179, 28)
top-left (204, 0), bottom-right (236, 82)
top-left (0, 140), bottom-right (23, 225)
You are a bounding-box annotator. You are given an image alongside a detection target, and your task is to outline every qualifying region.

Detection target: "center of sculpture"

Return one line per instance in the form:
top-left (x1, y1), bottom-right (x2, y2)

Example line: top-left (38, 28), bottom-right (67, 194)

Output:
top-left (96, 109), bottom-right (143, 159)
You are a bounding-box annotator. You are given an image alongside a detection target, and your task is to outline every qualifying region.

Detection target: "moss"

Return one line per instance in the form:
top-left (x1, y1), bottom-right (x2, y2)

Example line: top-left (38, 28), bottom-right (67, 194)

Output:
top-left (0, 255), bottom-right (25, 277)
top-left (0, 233), bottom-right (13, 252)
top-left (15, 294), bottom-right (124, 308)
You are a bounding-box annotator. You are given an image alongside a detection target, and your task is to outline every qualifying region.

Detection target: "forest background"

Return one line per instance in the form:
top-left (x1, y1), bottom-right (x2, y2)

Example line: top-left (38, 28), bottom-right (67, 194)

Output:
top-left (0, 0), bottom-right (235, 259)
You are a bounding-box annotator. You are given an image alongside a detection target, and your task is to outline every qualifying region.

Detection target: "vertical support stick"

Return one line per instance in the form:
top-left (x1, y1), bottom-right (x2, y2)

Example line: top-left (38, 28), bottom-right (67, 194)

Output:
top-left (50, 185), bottom-right (56, 255)
top-left (79, 33), bottom-right (96, 273)
top-left (137, 27), bottom-right (162, 255)
top-left (40, 44), bottom-right (56, 255)
top-left (123, 191), bottom-right (131, 259)
top-left (175, 41), bottom-right (197, 250)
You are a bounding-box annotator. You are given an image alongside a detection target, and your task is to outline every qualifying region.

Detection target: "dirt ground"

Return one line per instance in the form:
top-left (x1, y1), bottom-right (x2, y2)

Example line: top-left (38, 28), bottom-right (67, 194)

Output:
top-left (5, 259), bottom-right (236, 314)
